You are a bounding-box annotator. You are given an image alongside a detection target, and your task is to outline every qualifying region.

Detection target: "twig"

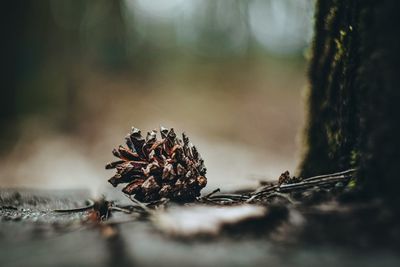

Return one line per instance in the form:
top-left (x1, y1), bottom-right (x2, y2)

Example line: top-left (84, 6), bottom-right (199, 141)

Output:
top-left (201, 169), bottom-right (355, 205)
top-left (53, 199), bottom-right (95, 213)
top-left (208, 193), bottom-right (249, 201)
top-left (205, 188), bottom-right (221, 198)
top-left (301, 169), bottom-right (355, 182)
top-left (278, 175), bottom-right (350, 193)
top-left (109, 206), bottom-right (133, 214)
top-left (124, 194), bottom-right (151, 214)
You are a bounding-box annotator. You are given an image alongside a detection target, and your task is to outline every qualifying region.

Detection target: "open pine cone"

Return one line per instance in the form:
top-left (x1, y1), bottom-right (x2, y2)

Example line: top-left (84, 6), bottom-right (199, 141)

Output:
top-left (106, 127), bottom-right (207, 202)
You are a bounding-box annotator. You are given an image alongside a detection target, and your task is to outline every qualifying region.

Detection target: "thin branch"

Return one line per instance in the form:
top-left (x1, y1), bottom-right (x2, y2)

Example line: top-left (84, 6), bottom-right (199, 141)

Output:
top-left (201, 169), bottom-right (355, 205)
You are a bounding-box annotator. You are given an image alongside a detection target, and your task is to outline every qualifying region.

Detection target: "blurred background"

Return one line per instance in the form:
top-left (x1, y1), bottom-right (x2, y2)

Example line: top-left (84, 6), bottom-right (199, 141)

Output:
top-left (0, 0), bottom-right (313, 195)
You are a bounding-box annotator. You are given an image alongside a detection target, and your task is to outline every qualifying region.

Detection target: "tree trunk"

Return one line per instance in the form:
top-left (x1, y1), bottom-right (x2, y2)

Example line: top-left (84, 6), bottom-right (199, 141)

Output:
top-left (300, 0), bottom-right (400, 200)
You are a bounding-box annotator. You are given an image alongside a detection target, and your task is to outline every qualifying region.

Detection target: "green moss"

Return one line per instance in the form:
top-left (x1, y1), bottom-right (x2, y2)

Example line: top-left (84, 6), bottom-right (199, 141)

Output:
top-left (301, 0), bottom-right (400, 202)
top-left (347, 178), bottom-right (357, 189)
top-left (349, 149), bottom-right (359, 167)
top-left (299, 0), bottom-right (357, 177)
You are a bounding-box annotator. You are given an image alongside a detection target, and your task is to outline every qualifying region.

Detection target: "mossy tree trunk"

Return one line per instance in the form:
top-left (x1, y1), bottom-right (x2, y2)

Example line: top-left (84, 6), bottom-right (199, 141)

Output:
top-left (300, 0), bottom-right (400, 200)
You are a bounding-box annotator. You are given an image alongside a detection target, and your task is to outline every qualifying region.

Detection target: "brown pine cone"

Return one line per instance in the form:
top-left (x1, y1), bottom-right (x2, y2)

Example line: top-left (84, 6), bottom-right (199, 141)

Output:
top-left (106, 127), bottom-right (207, 202)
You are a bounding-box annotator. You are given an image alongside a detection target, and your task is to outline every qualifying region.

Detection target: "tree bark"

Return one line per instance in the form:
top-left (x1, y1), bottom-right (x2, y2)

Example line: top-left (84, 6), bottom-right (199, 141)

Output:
top-left (300, 0), bottom-right (400, 200)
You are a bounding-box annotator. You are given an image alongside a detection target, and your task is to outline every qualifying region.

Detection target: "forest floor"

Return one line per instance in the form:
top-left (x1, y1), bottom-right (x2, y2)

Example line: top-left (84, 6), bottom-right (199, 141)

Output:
top-left (1, 171), bottom-right (400, 267)
top-left (1, 59), bottom-right (399, 267)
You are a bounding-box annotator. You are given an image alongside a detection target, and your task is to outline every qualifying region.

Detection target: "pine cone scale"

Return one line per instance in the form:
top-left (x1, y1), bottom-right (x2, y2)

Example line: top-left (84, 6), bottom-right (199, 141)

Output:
top-left (122, 179), bottom-right (145, 195)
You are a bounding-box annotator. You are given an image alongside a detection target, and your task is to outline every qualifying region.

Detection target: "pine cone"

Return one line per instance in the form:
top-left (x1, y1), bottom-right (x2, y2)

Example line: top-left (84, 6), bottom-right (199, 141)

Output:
top-left (106, 127), bottom-right (207, 202)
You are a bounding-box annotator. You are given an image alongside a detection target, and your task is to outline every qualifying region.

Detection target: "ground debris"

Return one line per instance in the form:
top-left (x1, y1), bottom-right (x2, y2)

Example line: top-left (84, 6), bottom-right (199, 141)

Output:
top-left (152, 204), bottom-right (267, 237)
top-left (200, 169), bottom-right (355, 205)
top-left (2, 168), bottom-right (400, 267)
top-left (278, 170), bottom-right (302, 185)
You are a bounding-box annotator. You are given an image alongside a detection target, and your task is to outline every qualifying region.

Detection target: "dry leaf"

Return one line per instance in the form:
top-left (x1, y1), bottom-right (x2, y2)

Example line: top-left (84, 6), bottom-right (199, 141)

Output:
top-left (152, 204), bottom-right (267, 236)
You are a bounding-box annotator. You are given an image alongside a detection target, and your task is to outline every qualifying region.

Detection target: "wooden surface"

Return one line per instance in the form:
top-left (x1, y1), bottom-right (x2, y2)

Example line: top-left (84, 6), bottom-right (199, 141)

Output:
top-left (1, 188), bottom-right (399, 267)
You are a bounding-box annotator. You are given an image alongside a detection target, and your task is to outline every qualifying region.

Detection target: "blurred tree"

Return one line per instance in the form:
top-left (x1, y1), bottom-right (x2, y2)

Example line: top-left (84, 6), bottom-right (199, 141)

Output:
top-left (0, 0), bottom-right (30, 149)
top-left (300, 0), bottom-right (400, 201)
top-left (0, 0), bottom-right (127, 145)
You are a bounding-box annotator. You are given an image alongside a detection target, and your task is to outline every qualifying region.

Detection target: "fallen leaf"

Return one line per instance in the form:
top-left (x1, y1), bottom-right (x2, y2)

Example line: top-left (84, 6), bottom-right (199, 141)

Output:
top-left (152, 204), bottom-right (267, 237)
